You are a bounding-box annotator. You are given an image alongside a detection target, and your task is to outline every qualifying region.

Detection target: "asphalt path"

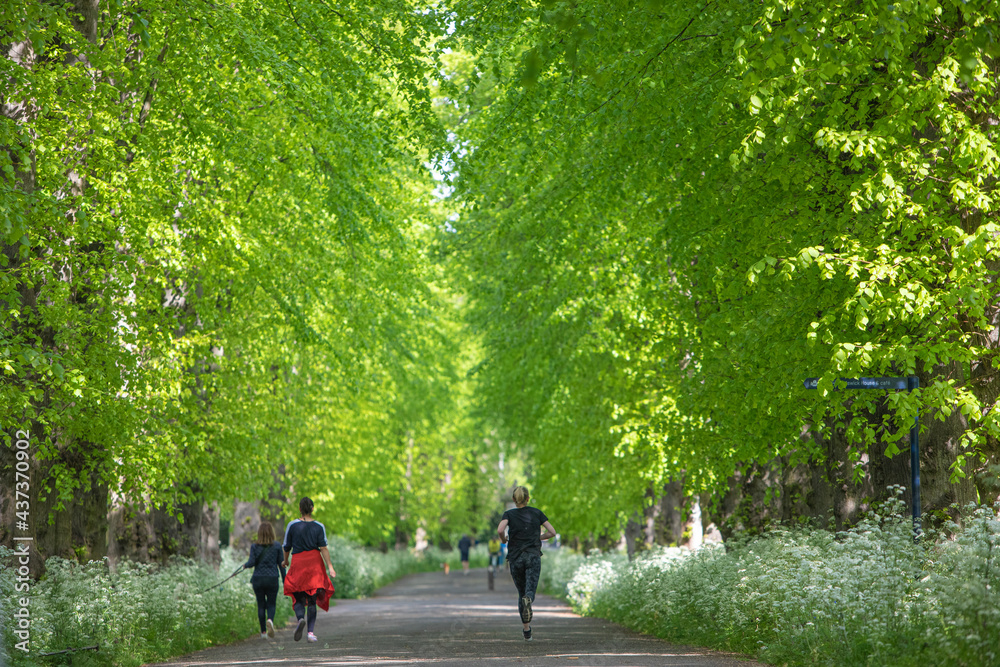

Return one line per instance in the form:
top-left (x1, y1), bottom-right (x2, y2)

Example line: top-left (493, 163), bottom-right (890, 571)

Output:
top-left (150, 566), bottom-right (762, 667)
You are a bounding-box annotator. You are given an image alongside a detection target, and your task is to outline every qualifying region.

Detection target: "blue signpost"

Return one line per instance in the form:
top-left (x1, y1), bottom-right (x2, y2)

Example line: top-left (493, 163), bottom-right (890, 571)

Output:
top-left (804, 376), bottom-right (921, 536)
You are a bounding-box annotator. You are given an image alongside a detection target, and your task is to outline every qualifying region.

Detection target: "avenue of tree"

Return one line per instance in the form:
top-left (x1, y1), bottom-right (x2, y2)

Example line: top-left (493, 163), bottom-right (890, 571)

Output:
top-left (0, 0), bottom-right (501, 569)
top-left (443, 0), bottom-right (1000, 542)
top-left (2, 0), bottom-right (1000, 568)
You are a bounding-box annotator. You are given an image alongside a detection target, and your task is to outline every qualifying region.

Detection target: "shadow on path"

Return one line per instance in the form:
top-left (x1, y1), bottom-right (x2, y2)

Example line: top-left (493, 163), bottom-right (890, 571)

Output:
top-left (149, 567), bottom-right (762, 667)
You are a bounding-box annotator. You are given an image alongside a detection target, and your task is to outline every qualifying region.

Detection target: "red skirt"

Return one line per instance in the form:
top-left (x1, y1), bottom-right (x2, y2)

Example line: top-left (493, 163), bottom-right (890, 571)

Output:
top-left (283, 549), bottom-right (335, 611)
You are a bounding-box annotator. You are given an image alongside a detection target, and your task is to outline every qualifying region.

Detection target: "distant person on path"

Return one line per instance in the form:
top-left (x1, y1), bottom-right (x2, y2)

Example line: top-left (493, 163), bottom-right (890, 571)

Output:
top-left (488, 537), bottom-right (501, 569)
top-left (282, 497), bottom-right (336, 643)
top-left (458, 534), bottom-right (473, 574)
top-left (497, 486), bottom-right (556, 641)
top-left (244, 521), bottom-right (286, 639)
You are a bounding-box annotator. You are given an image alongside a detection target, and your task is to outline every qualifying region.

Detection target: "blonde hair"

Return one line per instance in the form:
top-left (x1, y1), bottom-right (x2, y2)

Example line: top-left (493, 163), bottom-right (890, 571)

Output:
top-left (513, 486), bottom-right (530, 506)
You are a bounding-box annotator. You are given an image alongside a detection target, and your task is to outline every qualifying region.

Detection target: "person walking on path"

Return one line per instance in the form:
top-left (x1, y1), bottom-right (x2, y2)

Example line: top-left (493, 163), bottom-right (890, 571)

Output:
top-left (244, 521), bottom-right (286, 639)
top-left (497, 486), bottom-right (556, 641)
top-left (488, 537), bottom-right (501, 569)
top-left (282, 497), bottom-right (336, 643)
top-left (458, 534), bottom-right (473, 575)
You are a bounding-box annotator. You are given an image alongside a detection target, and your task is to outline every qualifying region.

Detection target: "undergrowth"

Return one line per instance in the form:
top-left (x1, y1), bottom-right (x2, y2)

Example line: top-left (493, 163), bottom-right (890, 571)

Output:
top-left (542, 497), bottom-right (1000, 667)
top-left (1, 541), bottom-right (487, 667)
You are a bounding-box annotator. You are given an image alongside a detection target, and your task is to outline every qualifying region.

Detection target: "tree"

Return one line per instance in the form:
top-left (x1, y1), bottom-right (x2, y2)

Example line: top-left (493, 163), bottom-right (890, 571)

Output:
top-left (444, 0), bottom-right (1000, 538)
top-left (1, 0), bottom-right (497, 565)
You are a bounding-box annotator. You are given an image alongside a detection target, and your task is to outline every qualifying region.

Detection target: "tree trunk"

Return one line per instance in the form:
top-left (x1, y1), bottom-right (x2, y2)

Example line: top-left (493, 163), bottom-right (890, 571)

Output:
top-left (150, 495), bottom-right (203, 563)
top-left (865, 364), bottom-right (977, 525)
top-left (230, 500), bottom-right (261, 552)
top-left (107, 494), bottom-right (156, 570)
top-left (641, 490), bottom-right (660, 548)
top-left (0, 29), bottom-right (39, 563)
top-left (707, 427), bottom-right (868, 540)
top-left (623, 513), bottom-right (643, 560)
top-left (261, 465), bottom-right (291, 528)
top-left (108, 493), bottom-right (205, 565)
top-left (200, 501), bottom-right (221, 569)
top-left (1, 0), bottom-right (114, 577)
top-left (708, 460), bottom-right (788, 539)
top-left (954, 59), bottom-right (1000, 509)
top-left (967, 278), bottom-right (1000, 507)
top-left (659, 479), bottom-right (685, 545)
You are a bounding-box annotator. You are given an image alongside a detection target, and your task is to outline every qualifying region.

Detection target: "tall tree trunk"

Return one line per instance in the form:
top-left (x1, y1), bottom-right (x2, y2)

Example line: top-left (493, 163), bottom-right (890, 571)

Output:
top-left (230, 500), bottom-right (261, 552)
top-left (231, 465), bottom-right (293, 554)
top-left (0, 22), bottom-right (40, 561)
top-left (623, 512), bottom-right (643, 560)
top-left (200, 501), bottom-right (221, 570)
top-left (707, 427), bottom-right (868, 539)
top-left (964, 237), bottom-right (1000, 507)
top-left (944, 57), bottom-right (999, 508)
top-left (867, 363), bottom-right (977, 523)
top-left (261, 465), bottom-right (291, 528)
top-left (150, 489), bottom-right (203, 563)
top-left (658, 479), bottom-right (685, 545)
top-left (107, 493), bottom-right (156, 570)
top-left (641, 490), bottom-right (660, 548)
top-left (1, 1), bottom-right (113, 574)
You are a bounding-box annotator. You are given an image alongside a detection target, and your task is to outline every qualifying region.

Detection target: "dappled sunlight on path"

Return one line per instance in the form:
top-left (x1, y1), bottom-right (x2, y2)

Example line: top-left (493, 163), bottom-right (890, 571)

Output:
top-left (148, 568), bottom-right (760, 667)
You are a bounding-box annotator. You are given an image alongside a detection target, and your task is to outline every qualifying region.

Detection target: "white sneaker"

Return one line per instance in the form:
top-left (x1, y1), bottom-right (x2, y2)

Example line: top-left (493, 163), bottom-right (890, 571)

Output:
top-left (266, 618), bottom-right (275, 638)
top-left (307, 632), bottom-right (318, 643)
top-left (260, 632), bottom-right (267, 639)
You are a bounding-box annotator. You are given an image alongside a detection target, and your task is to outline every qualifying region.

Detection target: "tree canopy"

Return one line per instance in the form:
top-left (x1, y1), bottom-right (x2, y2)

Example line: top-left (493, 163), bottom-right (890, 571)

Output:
top-left (3, 0), bottom-right (1000, 553)
top-left (1, 0), bottom-right (501, 550)
top-left (442, 0), bottom-right (1000, 535)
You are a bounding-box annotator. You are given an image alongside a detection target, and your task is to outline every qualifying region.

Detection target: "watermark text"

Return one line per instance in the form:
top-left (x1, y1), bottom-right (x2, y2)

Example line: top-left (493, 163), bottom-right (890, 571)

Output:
top-left (12, 428), bottom-right (32, 652)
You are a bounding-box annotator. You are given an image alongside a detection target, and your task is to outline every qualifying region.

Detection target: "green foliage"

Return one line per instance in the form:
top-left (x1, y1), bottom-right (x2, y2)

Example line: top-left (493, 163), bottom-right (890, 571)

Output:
top-left (543, 499), bottom-right (1000, 666)
top-left (444, 0), bottom-right (1000, 534)
top-left (0, 0), bottom-right (500, 545)
top-left (6, 2), bottom-right (1000, 659)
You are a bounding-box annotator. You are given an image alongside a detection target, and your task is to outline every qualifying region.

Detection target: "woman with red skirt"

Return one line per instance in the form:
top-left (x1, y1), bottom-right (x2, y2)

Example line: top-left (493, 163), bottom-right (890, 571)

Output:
top-left (281, 497), bottom-right (336, 642)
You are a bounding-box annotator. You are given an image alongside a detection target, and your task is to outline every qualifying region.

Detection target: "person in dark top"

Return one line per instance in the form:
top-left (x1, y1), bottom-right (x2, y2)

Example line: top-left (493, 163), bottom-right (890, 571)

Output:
top-left (282, 497), bottom-right (336, 643)
top-left (458, 534), bottom-right (473, 575)
top-left (244, 521), bottom-right (286, 639)
top-left (498, 486), bottom-right (556, 641)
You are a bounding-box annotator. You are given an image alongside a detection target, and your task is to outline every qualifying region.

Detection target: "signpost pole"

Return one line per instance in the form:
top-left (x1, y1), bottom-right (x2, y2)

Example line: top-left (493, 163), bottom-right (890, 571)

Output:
top-left (908, 375), bottom-right (921, 537)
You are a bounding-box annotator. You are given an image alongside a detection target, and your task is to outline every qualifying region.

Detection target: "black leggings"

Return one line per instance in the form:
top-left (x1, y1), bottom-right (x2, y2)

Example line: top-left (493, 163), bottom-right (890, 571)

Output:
top-left (293, 591), bottom-right (318, 633)
top-left (252, 577), bottom-right (280, 633)
top-left (509, 552), bottom-right (541, 622)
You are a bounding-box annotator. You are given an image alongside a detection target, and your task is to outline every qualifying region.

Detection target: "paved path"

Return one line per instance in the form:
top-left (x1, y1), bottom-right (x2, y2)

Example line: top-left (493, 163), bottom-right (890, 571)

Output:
top-left (151, 568), bottom-right (761, 667)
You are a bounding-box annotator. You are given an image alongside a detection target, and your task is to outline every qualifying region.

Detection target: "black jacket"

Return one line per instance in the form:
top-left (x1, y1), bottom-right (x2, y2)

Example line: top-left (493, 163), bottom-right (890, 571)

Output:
top-left (244, 541), bottom-right (286, 581)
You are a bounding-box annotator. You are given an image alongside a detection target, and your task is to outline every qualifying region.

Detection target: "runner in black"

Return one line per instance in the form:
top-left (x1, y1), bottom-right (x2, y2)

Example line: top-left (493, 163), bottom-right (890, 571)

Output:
top-left (497, 486), bottom-right (556, 641)
top-left (458, 534), bottom-right (473, 575)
